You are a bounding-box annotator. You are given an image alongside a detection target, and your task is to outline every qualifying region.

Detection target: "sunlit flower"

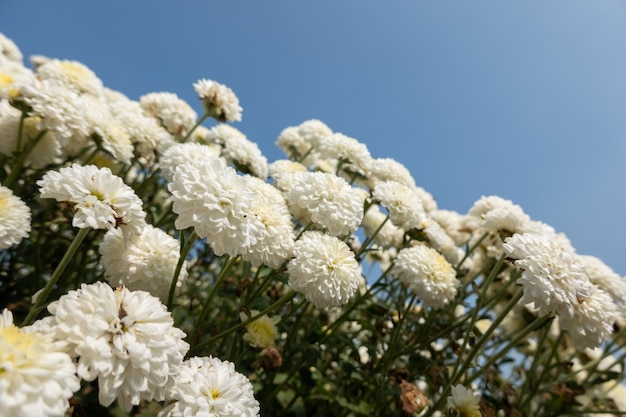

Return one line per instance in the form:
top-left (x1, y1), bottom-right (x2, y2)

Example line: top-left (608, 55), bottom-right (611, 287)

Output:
top-left (361, 204), bottom-right (404, 248)
top-left (392, 244), bottom-right (459, 309)
top-left (38, 163), bottom-right (146, 235)
top-left (159, 142), bottom-right (221, 182)
top-left (92, 114), bottom-right (134, 164)
top-left (240, 310), bottom-right (278, 348)
top-left (288, 231), bottom-right (362, 310)
top-left (317, 132), bottom-right (373, 177)
top-left (469, 195), bottom-right (530, 234)
top-left (193, 78), bottom-right (243, 122)
top-left (99, 225), bottom-right (188, 302)
top-left (221, 134), bottom-right (269, 178)
top-left (447, 384), bottom-right (481, 417)
top-left (504, 232), bottom-right (592, 319)
top-left (276, 119), bottom-right (332, 164)
top-left (36, 58), bottom-right (104, 96)
top-left (0, 309), bottom-right (80, 417)
top-left (159, 356), bottom-right (259, 417)
top-left (369, 157), bottom-right (416, 188)
top-left (285, 171), bottom-right (364, 237)
top-left (0, 185), bottom-right (31, 251)
top-left (372, 180), bottom-right (426, 231)
top-left (0, 33), bottom-right (23, 63)
top-left (168, 158), bottom-right (265, 256)
top-left (267, 159), bottom-right (308, 191)
top-left (241, 176), bottom-right (295, 269)
top-left (579, 254), bottom-right (626, 308)
top-left (47, 282), bottom-right (189, 411)
top-left (140, 92), bottom-right (197, 137)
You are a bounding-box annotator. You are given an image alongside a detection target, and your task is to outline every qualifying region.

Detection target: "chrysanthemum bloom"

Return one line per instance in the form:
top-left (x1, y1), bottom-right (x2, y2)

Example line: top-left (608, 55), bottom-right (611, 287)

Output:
top-left (159, 356), bottom-right (260, 417)
top-left (0, 33), bottom-right (23, 63)
top-left (158, 142), bottom-right (221, 182)
top-left (447, 384), bottom-right (481, 417)
top-left (579, 254), bottom-right (626, 308)
top-left (557, 284), bottom-right (616, 350)
top-left (429, 209), bottom-right (472, 247)
top-left (0, 59), bottom-right (36, 99)
top-left (168, 158), bottom-right (265, 257)
top-left (288, 231), bottom-right (362, 310)
top-left (317, 132), bottom-right (373, 177)
top-left (0, 309), bottom-right (80, 417)
top-left (372, 180), bottom-right (426, 231)
top-left (36, 58), bottom-right (104, 96)
top-left (420, 217), bottom-right (464, 266)
top-left (140, 92), bottom-right (197, 137)
top-left (220, 134), bottom-right (269, 179)
top-left (368, 157), bottom-right (416, 189)
top-left (47, 282), bottom-right (189, 411)
top-left (204, 123), bottom-right (247, 144)
top-left (193, 78), bottom-right (243, 123)
top-left (276, 119), bottom-right (332, 165)
top-left (240, 310), bottom-right (278, 348)
top-left (267, 159), bottom-right (308, 191)
top-left (468, 195), bottom-right (531, 234)
top-left (99, 225), bottom-right (188, 302)
top-left (503, 232), bottom-right (592, 320)
top-left (91, 114), bottom-right (134, 164)
top-left (38, 163), bottom-right (146, 235)
top-left (241, 177), bottom-right (295, 269)
top-left (285, 171), bottom-right (364, 237)
top-left (0, 185), bottom-right (31, 251)
top-left (361, 204), bottom-right (404, 249)
top-left (392, 245), bottom-right (459, 309)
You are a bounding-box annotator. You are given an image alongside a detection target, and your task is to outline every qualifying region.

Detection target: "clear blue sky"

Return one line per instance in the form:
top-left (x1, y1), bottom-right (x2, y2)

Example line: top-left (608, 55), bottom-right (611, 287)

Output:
top-left (2, 1), bottom-right (626, 274)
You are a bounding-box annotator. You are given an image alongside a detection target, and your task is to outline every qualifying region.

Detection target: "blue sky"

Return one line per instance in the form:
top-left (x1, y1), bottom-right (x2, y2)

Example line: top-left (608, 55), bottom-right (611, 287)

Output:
top-left (2, 1), bottom-right (626, 274)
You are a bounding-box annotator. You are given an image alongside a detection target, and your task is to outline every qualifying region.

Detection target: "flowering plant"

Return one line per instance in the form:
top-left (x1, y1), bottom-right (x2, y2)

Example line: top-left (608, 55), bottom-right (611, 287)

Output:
top-left (1, 32), bottom-right (625, 417)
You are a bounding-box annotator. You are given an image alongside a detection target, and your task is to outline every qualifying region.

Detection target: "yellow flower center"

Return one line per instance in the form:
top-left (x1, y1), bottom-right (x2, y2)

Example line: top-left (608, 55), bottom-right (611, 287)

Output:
top-left (0, 72), bottom-right (14, 88)
top-left (0, 324), bottom-right (46, 373)
top-left (59, 61), bottom-right (89, 83)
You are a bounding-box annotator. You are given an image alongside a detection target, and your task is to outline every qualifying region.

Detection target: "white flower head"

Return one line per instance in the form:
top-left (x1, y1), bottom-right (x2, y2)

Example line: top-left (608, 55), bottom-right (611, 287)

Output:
top-left (579, 254), bottom-right (626, 308)
top-left (503, 233), bottom-right (592, 319)
top-left (140, 92), bottom-right (197, 137)
top-left (392, 245), bottom-right (459, 309)
top-left (193, 78), bottom-right (243, 122)
top-left (372, 180), bottom-right (426, 231)
top-left (36, 58), bottom-right (104, 96)
top-left (288, 231), bottom-right (362, 310)
top-left (361, 204), bottom-right (404, 249)
top-left (99, 225), bottom-right (188, 302)
top-left (47, 282), bottom-right (189, 411)
top-left (368, 157), bottom-right (416, 189)
top-left (0, 309), bottom-right (80, 417)
top-left (276, 119), bottom-right (332, 164)
top-left (159, 356), bottom-right (259, 417)
top-left (0, 185), bottom-right (31, 250)
top-left (469, 195), bottom-right (531, 233)
top-left (267, 159), bottom-right (308, 191)
top-left (159, 142), bottom-right (221, 182)
top-left (221, 134), bottom-right (269, 179)
top-left (168, 158), bottom-right (265, 257)
top-left (240, 310), bottom-right (278, 348)
top-left (38, 164), bottom-right (146, 235)
top-left (241, 176), bottom-right (295, 269)
top-left (0, 33), bottom-right (23, 63)
top-left (447, 384), bottom-right (481, 417)
top-left (317, 132), bottom-right (373, 177)
top-left (285, 171), bottom-right (364, 237)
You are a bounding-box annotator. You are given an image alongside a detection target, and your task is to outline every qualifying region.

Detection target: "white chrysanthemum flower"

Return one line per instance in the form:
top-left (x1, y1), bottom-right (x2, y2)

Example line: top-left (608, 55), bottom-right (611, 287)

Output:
top-left (558, 285), bottom-right (616, 350)
top-left (168, 158), bottom-right (265, 257)
top-left (140, 92), bottom-right (197, 137)
top-left (267, 159), bottom-right (308, 191)
top-left (579, 255), bottom-right (626, 308)
top-left (361, 204), bottom-right (404, 248)
top-left (447, 384), bottom-right (481, 417)
top-left (0, 100), bottom-right (62, 168)
top-left (104, 88), bottom-right (173, 152)
top-left (420, 218), bottom-right (464, 266)
top-left (48, 282), bottom-right (189, 411)
top-left (241, 177), bottom-right (295, 269)
top-left (159, 356), bottom-right (259, 417)
top-left (19, 79), bottom-right (91, 141)
top-left (0, 59), bottom-right (35, 99)
top-left (372, 180), bottom-right (426, 231)
top-left (99, 225), bottom-right (188, 302)
top-left (276, 119), bottom-right (332, 164)
top-left (288, 231), bottom-right (362, 310)
top-left (240, 310), bottom-right (278, 348)
top-left (0, 309), bottom-right (80, 417)
top-left (317, 132), bottom-right (373, 177)
top-left (369, 157), bottom-right (416, 189)
top-left (429, 209), bottom-right (472, 247)
top-left (204, 123), bottom-right (247, 144)
top-left (469, 195), bottom-right (531, 233)
top-left (159, 142), bottom-right (221, 182)
top-left (0, 33), bottom-right (23, 63)
top-left (221, 135), bottom-right (269, 179)
top-left (392, 245), bottom-right (459, 309)
top-left (0, 185), bottom-right (31, 250)
top-left (36, 59), bottom-right (104, 96)
top-left (92, 115), bottom-right (134, 164)
top-left (285, 171), bottom-right (364, 237)
top-left (38, 164), bottom-right (146, 234)
top-left (503, 233), bottom-right (592, 319)
top-left (193, 78), bottom-right (243, 122)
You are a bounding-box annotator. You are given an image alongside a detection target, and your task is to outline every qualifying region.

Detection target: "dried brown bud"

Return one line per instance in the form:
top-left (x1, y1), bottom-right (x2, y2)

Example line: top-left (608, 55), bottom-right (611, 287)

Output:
top-left (399, 379), bottom-right (428, 414)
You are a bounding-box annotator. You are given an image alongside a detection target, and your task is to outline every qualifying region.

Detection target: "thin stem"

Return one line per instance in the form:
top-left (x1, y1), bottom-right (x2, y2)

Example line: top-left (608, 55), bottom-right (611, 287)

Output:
top-left (22, 227), bottom-right (90, 326)
top-left (179, 113), bottom-right (210, 143)
top-left (193, 256), bottom-right (238, 332)
top-left (168, 229), bottom-right (197, 309)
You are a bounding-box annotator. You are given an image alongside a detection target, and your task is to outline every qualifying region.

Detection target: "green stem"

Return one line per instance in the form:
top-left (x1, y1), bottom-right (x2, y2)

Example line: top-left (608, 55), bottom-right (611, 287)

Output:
top-left (22, 227), bottom-right (90, 326)
top-left (168, 229), bottom-right (197, 309)
top-left (180, 113), bottom-right (210, 143)
top-left (4, 129), bottom-right (47, 191)
top-left (193, 255), bottom-right (238, 332)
